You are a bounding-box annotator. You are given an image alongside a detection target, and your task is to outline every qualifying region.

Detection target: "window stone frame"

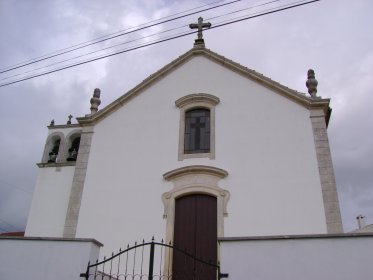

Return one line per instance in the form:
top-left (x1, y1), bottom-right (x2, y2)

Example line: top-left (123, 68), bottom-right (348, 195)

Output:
top-left (175, 93), bottom-right (220, 161)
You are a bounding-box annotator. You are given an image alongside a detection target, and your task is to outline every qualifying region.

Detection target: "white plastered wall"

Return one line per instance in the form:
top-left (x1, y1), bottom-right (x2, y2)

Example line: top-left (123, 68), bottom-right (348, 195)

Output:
top-left (25, 166), bottom-right (75, 237)
top-left (219, 235), bottom-right (373, 280)
top-left (76, 55), bottom-right (327, 257)
top-left (26, 126), bottom-right (81, 237)
top-left (0, 237), bottom-right (101, 280)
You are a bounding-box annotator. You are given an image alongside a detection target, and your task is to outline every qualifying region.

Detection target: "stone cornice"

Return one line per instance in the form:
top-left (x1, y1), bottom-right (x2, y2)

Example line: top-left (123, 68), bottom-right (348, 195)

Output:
top-left (163, 165), bottom-right (228, 181)
top-left (0, 236), bottom-right (103, 246)
top-left (47, 124), bottom-right (81, 129)
top-left (175, 93), bottom-right (220, 108)
top-left (219, 232), bottom-right (373, 242)
top-left (37, 162), bottom-right (76, 168)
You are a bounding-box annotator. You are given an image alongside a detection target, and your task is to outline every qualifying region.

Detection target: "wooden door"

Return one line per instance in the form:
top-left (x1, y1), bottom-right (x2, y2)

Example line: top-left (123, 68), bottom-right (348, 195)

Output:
top-left (172, 194), bottom-right (217, 279)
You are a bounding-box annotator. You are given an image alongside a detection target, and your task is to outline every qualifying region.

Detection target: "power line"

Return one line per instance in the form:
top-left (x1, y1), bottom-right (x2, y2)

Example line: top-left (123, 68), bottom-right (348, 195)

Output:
top-left (0, 180), bottom-right (33, 195)
top-left (0, 0), bottom-right (282, 82)
top-left (207, 0), bottom-right (279, 21)
top-left (0, 226), bottom-right (11, 233)
top-left (0, 0), bottom-right (227, 73)
top-left (0, 0), bottom-right (320, 88)
top-left (0, 0), bottom-right (246, 74)
top-left (0, 0), bottom-right (319, 87)
top-left (211, 0), bottom-right (320, 31)
top-left (0, 218), bottom-right (22, 232)
top-left (0, 0), bottom-right (226, 72)
top-left (0, 25), bottom-right (189, 82)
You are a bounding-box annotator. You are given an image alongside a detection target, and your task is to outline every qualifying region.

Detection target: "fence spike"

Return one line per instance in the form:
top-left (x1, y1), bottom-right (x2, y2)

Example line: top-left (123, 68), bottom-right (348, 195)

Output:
top-left (117, 248), bottom-right (121, 278)
top-left (109, 253), bottom-right (114, 277)
top-left (152, 236), bottom-right (155, 242)
top-left (161, 238), bottom-right (164, 244)
top-left (102, 256), bottom-right (106, 276)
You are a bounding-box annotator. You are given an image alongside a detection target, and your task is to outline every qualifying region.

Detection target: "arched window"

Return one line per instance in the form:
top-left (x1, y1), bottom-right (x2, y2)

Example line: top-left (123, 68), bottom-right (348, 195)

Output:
top-left (184, 108), bottom-right (210, 154)
top-left (175, 93), bottom-right (220, 160)
top-left (42, 132), bottom-right (64, 163)
top-left (67, 136), bottom-right (81, 161)
top-left (48, 138), bottom-right (61, 163)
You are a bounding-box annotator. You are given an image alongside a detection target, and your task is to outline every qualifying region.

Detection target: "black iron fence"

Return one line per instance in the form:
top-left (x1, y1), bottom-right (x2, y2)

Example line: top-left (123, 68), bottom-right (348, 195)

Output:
top-left (80, 238), bottom-right (224, 280)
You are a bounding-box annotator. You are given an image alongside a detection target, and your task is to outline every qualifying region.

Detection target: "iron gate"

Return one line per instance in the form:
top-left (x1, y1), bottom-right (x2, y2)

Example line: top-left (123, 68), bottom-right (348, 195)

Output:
top-left (80, 238), bottom-right (226, 279)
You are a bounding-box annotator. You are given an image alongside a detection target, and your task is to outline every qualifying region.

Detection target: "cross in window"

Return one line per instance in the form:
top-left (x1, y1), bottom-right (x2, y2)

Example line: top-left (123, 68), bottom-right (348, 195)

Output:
top-left (189, 17), bottom-right (211, 43)
top-left (184, 109), bottom-right (210, 154)
top-left (190, 117), bottom-right (205, 150)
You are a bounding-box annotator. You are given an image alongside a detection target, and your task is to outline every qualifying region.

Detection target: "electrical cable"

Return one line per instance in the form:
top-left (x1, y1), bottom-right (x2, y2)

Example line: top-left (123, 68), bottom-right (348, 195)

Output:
top-left (0, 0), bottom-right (320, 88)
top-left (0, 0), bottom-right (282, 82)
top-left (0, 180), bottom-right (33, 195)
top-left (0, 218), bottom-right (22, 232)
top-left (0, 0), bottom-right (227, 72)
top-left (0, 226), bottom-right (11, 233)
top-left (0, 0), bottom-right (246, 74)
top-left (206, 0), bottom-right (280, 21)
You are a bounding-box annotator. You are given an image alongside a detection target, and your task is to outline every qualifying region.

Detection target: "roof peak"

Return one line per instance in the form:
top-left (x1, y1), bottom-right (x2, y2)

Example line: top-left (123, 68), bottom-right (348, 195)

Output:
top-left (78, 47), bottom-right (330, 126)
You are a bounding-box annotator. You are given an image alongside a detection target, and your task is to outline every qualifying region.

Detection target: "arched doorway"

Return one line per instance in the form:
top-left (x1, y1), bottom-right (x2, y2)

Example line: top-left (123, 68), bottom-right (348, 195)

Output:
top-left (172, 194), bottom-right (217, 279)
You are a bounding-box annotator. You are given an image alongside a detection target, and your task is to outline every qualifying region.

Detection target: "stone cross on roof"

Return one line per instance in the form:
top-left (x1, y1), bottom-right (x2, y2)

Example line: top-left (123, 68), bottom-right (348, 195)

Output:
top-left (189, 17), bottom-right (211, 47)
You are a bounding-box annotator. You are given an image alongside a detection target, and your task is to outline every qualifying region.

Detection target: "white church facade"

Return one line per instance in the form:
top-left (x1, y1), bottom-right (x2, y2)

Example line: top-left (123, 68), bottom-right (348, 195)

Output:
top-left (26, 39), bottom-right (342, 247)
top-left (20, 27), bottom-right (372, 279)
top-left (1, 20), bottom-right (372, 280)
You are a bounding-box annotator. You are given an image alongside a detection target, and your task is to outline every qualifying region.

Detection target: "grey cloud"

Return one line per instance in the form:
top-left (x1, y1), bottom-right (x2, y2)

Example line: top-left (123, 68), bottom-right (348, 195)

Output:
top-left (0, 0), bottom-right (372, 233)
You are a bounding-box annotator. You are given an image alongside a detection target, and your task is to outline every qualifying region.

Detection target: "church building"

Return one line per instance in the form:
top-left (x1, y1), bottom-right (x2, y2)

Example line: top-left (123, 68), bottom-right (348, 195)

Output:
top-left (25, 18), bottom-right (344, 278)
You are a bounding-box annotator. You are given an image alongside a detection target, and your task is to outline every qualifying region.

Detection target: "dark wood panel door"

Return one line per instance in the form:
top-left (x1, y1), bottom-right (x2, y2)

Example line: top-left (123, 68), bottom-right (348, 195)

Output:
top-left (173, 194), bottom-right (217, 279)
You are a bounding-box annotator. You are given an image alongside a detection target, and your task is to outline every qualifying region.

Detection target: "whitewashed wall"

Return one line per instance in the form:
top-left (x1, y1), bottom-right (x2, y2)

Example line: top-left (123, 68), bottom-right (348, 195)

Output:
top-left (26, 166), bottom-right (75, 237)
top-left (26, 126), bottom-right (81, 237)
top-left (219, 234), bottom-right (373, 280)
top-left (0, 236), bottom-right (101, 280)
top-left (76, 55), bottom-right (327, 257)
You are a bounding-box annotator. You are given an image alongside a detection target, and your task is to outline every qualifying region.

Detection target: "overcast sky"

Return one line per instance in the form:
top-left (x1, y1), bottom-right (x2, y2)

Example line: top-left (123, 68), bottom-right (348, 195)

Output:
top-left (0, 0), bottom-right (372, 234)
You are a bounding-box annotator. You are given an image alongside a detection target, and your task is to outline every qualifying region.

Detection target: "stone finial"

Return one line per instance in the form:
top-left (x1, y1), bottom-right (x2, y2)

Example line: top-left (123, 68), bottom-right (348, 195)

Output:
top-left (67, 115), bottom-right (73, 124)
top-left (90, 88), bottom-right (101, 115)
top-left (306, 69), bottom-right (318, 98)
top-left (50, 119), bottom-right (55, 126)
